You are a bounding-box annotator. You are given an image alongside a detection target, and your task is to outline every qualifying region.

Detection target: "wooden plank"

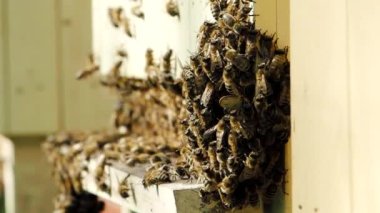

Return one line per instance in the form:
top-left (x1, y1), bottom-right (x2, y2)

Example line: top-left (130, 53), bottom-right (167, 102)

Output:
top-left (290, 0), bottom-right (351, 212)
top-left (0, 0), bottom-right (9, 133)
top-left (7, 0), bottom-right (59, 134)
top-left (82, 157), bottom-right (262, 213)
top-left (0, 0), bottom-right (6, 132)
top-left (59, 0), bottom-right (115, 130)
top-left (347, 0), bottom-right (380, 212)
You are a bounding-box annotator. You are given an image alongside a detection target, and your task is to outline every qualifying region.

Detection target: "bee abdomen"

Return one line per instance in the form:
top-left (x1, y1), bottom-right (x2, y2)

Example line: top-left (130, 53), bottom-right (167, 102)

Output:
top-left (210, 1), bottom-right (221, 20)
top-left (262, 183), bottom-right (278, 203)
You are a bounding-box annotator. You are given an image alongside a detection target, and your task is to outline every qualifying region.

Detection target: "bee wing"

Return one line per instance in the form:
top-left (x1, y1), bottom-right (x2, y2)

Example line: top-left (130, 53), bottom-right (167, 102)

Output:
top-left (219, 95), bottom-right (242, 111)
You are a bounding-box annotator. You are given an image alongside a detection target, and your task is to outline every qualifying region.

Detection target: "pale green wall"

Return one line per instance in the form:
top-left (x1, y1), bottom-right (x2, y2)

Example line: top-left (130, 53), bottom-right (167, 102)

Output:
top-left (0, 0), bottom-right (113, 135)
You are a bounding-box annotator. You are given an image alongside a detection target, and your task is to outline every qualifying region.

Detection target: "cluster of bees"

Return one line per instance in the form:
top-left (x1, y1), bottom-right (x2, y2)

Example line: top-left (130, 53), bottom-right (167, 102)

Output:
top-left (180, 0), bottom-right (290, 209)
top-left (44, 0), bottom-right (290, 211)
top-left (44, 47), bottom-right (190, 212)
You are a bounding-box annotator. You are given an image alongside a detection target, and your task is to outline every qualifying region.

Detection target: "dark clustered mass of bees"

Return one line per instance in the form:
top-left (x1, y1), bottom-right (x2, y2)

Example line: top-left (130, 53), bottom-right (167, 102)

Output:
top-left (43, 0), bottom-right (290, 212)
top-left (180, 0), bottom-right (290, 209)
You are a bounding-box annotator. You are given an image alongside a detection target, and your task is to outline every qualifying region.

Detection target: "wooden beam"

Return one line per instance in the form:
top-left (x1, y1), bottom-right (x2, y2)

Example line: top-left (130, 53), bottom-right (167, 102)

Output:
top-left (290, 0), bottom-right (351, 212)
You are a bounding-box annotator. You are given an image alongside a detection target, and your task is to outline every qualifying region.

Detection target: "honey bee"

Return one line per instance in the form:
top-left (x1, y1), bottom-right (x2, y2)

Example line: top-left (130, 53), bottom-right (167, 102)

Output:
top-left (202, 124), bottom-right (217, 144)
top-left (204, 179), bottom-right (218, 193)
top-left (219, 95), bottom-right (242, 111)
top-left (227, 131), bottom-right (238, 156)
top-left (225, 49), bottom-right (250, 72)
top-left (118, 174), bottom-right (131, 198)
top-left (245, 149), bottom-right (261, 170)
top-left (189, 53), bottom-right (202, 73)
top-left (207, 141), bottom-right (219, 170)
top-left (123, 17), bottom-right (133, 37)
top-left (227, 155), bottom-right (244, 174)
top-left (173, 165), bottom-right (191, 180)
top-left (216, 119), bottom-right (229, 148)
top-left (230, 113), bottom-right (253, 139)
top-left (117, 49), bottom-right (128, 58)
top-left (76, 54), bottom-right (99, 80)
top-left (111, 60), bottom-right (123, 78)
top-left (143, 164), bottom-right (171, 188)
top-left (222, 65), bottom-right (242, 96)
top-left (253, 63), bottom-right (270, 112)
top-left (209, 0), bottom-right (222, 21)
top-left (192, 147), bottom-right (206, 163)
top-left (145, 48), bottom-right (155, 67)
top-left (149, 153), bottom-right (171, 165)
top-left (184, 127), bottom-right (199, 149)
top-left (201, 56), bottom-right (221, 84)
top-left (261, 183), bottom-right (278, 204)
top-left (258, 32), bottom-right (277, 59)
top-left (266, 47), bottom-right (289, 82)
top-left (237, 5), bottom-right (253, 22)
top-left (109, 7), bottom-right (123, 27)
top-left (192, 102), bottom-right (207, 130)
top-left (131, 3), bottom-right (144, 19)
top-left (216, 147), bottom-right (229, 174)
top-left (104, 150), bottom-right (120, 160)
top-left (201, 163), bottom-right (217, 182)
top-left (198, 21), bottom-right (216, 52)
top-left (162, 49), bottom-right (173, 75)
top-left (225, 31), bottom-right (238, 50)
top-left (166, 0), bottom-right (180, 18)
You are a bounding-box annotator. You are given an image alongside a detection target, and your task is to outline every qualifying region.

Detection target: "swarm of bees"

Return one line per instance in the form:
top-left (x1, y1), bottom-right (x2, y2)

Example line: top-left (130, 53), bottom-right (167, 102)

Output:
top-left (43, 48), bottom-right (191, 212)
top-left (45, 0), bottom-right (290, 211)
top-left (180, 0), bottom-right (290, 209)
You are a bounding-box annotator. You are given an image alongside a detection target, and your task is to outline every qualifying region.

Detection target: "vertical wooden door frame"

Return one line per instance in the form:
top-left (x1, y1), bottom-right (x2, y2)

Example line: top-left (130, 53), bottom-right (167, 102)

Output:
top-left (54, 0), bottom-right (64, 131)
top-left (0, 0), bottom-right (11, 133)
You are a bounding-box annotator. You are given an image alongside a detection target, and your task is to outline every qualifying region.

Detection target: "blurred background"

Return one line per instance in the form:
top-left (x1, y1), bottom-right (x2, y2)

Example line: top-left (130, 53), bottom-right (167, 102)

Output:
top-left (0, 1), bottom-right (114, 212)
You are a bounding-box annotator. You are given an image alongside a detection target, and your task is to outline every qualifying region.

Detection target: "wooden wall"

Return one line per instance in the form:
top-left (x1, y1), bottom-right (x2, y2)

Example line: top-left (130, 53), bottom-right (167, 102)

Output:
top-left (0, 0), bottom-right (113, 135)
top-left (291, 0), bottom-right (380, 212)
top-left (0, 0), bottom-right (7, 132)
